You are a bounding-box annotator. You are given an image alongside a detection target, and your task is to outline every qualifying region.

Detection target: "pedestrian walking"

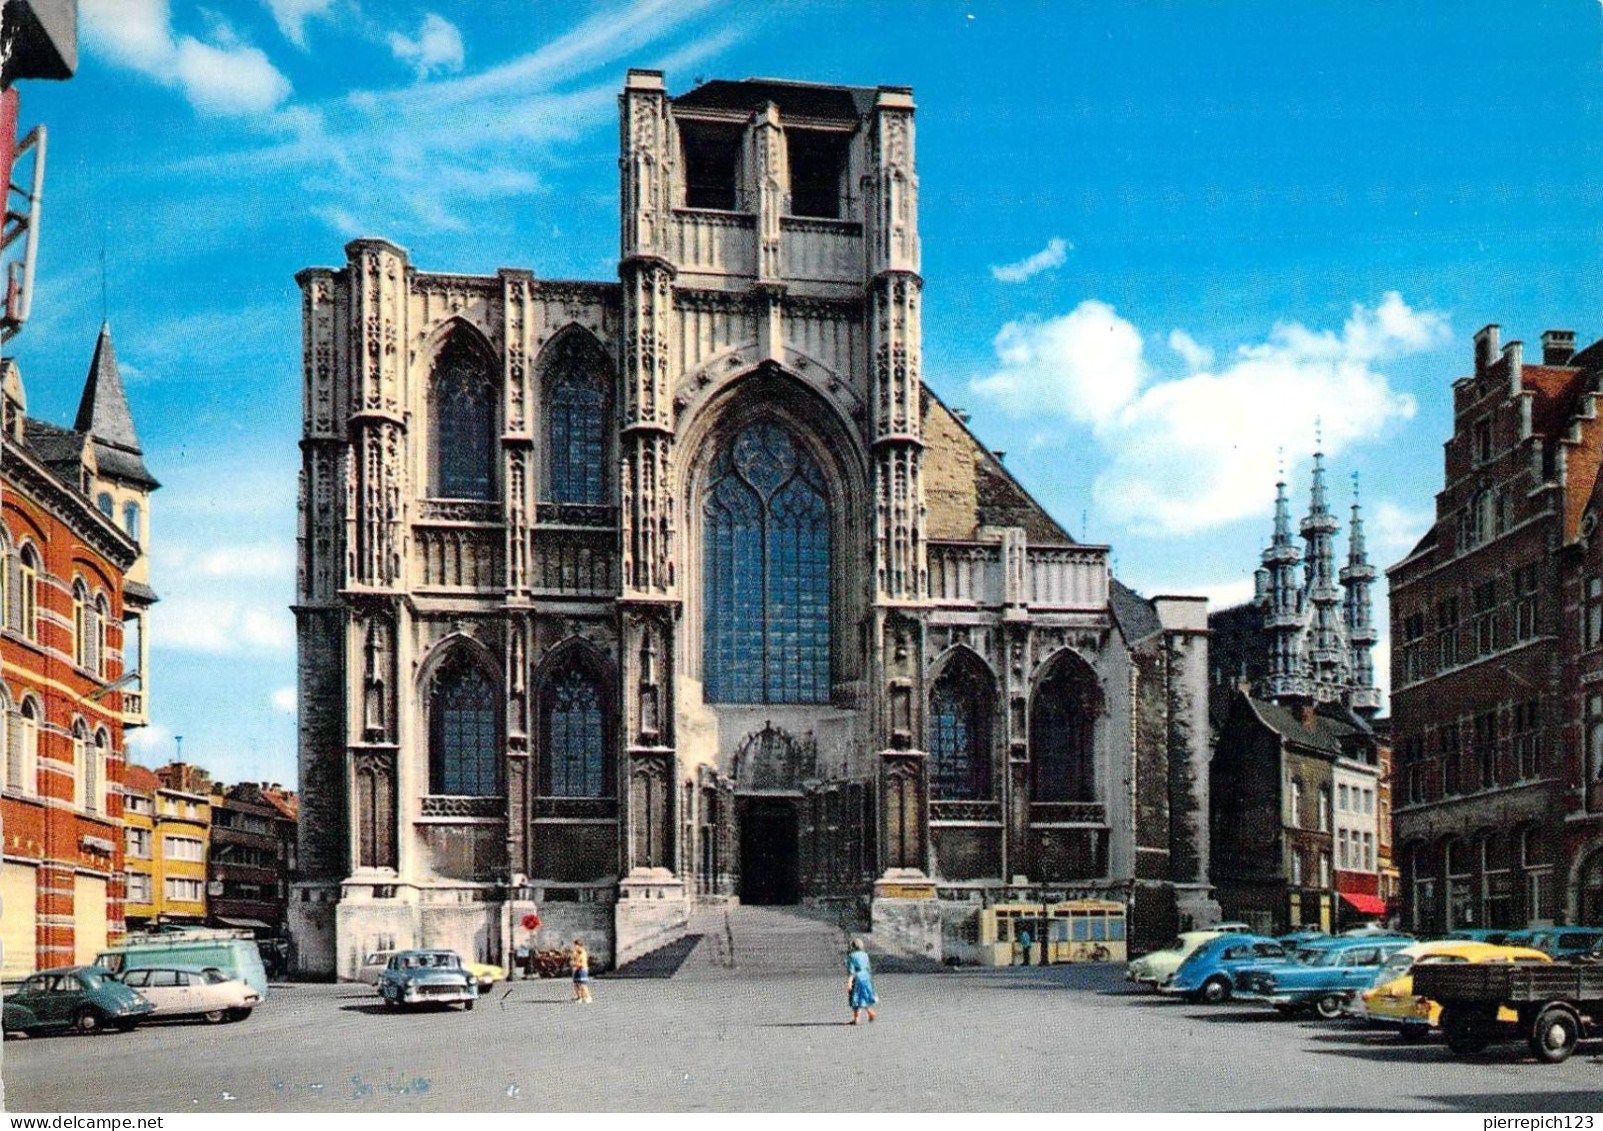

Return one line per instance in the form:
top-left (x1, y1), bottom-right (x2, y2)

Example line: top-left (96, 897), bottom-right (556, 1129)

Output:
top-left (846, 937), bottom-right (877, 1025)
top-left (1018, 927), bottom-right (1033, 966)
top-left (571, 937), bottom-right (593, 1003)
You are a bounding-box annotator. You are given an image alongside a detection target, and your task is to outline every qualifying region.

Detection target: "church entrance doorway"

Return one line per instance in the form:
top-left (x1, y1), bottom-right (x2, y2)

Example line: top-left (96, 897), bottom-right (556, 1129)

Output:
top-left (739, 798), bottom-right (800, 905)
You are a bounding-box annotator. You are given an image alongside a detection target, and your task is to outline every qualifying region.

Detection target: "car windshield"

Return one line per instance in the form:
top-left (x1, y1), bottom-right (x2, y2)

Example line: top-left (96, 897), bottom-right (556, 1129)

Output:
top-left (1378, 953), bottom-right (1414, 978)
top-left (1295, 949), bottom-right (1338, 967)
top-left (202, 970), bottom-right (230, 985)
top-left (76, 970), bottom-right (106, 991)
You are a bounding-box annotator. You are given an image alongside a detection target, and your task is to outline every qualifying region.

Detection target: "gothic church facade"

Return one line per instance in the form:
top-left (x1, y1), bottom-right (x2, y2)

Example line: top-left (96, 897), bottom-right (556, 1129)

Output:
top-left (291, 72), bottom-right (1216, 977)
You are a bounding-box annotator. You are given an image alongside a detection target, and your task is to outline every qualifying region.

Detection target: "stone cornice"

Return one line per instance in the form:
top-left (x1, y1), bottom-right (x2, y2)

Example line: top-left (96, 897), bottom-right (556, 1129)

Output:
top-left (5, 441), bottom-right (139, 570)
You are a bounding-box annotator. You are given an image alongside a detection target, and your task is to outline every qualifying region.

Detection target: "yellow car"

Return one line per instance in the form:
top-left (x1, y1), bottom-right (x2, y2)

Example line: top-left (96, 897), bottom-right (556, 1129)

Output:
top-left (1356, 940), bottom-right (1549, 1040)
top-left (464, 961), bottom-right (504, 991)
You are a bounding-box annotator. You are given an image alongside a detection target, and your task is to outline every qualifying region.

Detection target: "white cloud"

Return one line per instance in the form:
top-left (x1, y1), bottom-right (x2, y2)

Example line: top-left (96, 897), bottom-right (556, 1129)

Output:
top-left (972, 292), bottom-right (1447, 536)
top-left (1168, 329), bottom-right (1214, 371)
top-left (990, 237), bottom-right (1071, 283)
top-left (1370, 499), bottom-right (1435, 560)
top-left (125, 723), bottom-right (173, 763)
top-left (157, 541), bottom-right (295, 581)
top-left (270, 687), bottom-right (297, 714)
top-left (81, 0), bottom-right (291, 117)
top-left (263, 0), bottom-right (336, 48)
top-left (1166, 577), bottom-right (1258, 611)
top-left (971, 300), bottom-right (1145, 427)
top-left (388, 13), bottom-right (466, 79)
top-left (155, 596), bottom-right (295, 656)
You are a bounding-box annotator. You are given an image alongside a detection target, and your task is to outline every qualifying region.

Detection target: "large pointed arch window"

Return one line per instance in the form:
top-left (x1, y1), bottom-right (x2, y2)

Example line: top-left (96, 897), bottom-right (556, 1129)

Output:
top-left (544, 333), bottom-right (609, 506)
top-left (703, 420), bottom-right (830, 704)
top-left (930, 656), bottom-right (994, 800)
top-left (539, 666), bottom-right (608, 797)
top-left (1030, 654), bottom-right (1100, 802)
top-left (428, 655), bottom-right (500, 796)
top-left (429, 332), bottom-right (497, 499)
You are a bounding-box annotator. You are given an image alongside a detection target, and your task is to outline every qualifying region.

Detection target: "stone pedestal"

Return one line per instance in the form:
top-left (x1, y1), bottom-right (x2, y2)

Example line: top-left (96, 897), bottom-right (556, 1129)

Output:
top-left (869, 869), bottom-right (942, 961)
top-left (1174, 883), bottom-right (1224, 932)
top-left (614, 868), bottom-right (688, 967)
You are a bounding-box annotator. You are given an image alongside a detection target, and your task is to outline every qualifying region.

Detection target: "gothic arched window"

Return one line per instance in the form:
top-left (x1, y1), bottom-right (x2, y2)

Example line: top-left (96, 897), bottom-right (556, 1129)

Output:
top-left (703, 420), bottom-right (830, 704)
top-left (929, 657), bottom-right (994, 800)
top-left (1030, 654), bottom-right (1100, 802)
top-left (429, 332), bottom-right (497, 500)
top-left (544, 334), bottom-right (608, 506)
top-left (539, 666), bottom-right (607, 797)
top-left (428, 655), bottom-right (500, 796)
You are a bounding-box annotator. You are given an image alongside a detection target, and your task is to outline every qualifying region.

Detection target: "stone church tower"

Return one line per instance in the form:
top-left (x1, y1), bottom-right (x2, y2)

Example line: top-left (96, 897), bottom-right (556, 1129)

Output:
top-left (290, 71), bottom-right (1217, 977)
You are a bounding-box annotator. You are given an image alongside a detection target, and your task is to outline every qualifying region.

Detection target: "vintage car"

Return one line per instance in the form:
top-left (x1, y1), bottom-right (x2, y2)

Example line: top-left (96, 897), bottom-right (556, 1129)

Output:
top-left (1234, 936), bottom-right (1413, 1017)
top-left (1278, 927), bottom-right (1330, 945)
top-left (117, 964), bottom-right (261, 1023)
top-left (1159, 934), bottom-right (1289, 1003)
top-left (377, 949), bottom-right (479, 1010)
top-left (1352, 940), bottom-right (1550, 1040)
top-left (361, 949), bottom-right (503, 991)
top-left (1126, 931), bottom-right (1222, 990)
top-left (3, 966), bottom-right (154, 1035)
top-left (1527, 927), bottom-right (1603, 959)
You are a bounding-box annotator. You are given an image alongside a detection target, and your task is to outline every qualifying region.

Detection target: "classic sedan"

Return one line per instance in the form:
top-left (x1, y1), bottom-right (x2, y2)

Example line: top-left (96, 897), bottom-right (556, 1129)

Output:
top-left (362, 949), bottom-right (503, 991)
top-left (1126, 931), bottom-right (1222, 990)
top-left (378, 949), bottom-right (479, 1010)
top-left (118, 965), bottom-right (260, 1023)
top-left (1159, 934), bottom-right (1289, 1004)
top-left (1235, 937), bottom-right (1413, 1018)
top-left (1353, 940), bottom-right (1549, 1040)
top-left (3, 966), bottom-right (154, 1036)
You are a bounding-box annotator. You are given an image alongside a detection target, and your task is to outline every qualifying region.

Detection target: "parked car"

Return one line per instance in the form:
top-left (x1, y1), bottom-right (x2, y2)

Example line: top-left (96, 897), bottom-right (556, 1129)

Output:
top-left (1443, 928), bottom-right (1512, 946)
top-left (1278, 927), bottom-right (1331, 946)
top-left (361, 949), bottom-right (503, 991)
top-left (96, 928), bottom-right (269, 998)
top-left (1159, 934), bottom-right (1289, 1004)
top-left (1353, 940), bottom-right (1549, 1041)
top-left (1213, 921), bottom-right (1254, 934)
top-left (1126, 931), bottom-right (1222, 990)
top-left (3, 966), bottom-right (154, 1036)
top-left (1527, 927), bottom-right (1603, 959)
top-left (377, 950), bottom-right (478, 1010)
top-left (117, 965), bottom-right (261, 1024)
top-left (1235, 936), bottom-right (1413, 1018)
top-left (1341, 922), bottom-right (1412, 938)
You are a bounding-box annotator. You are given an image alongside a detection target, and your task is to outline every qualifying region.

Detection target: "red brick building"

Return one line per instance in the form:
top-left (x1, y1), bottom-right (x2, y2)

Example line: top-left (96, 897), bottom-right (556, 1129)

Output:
top-left (1, 331), bottom-right (156, 979)
top-left (1389, 325), bottom-right (1600, 932)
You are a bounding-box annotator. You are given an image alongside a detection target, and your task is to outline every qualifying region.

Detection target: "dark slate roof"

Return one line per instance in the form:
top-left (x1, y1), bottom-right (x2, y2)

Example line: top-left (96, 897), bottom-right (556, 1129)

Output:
top-left (1109, 578), bottom-right (1164, 644)
top-left (73, 323), bottom-right (158, 489)
top-left (22, 417), bottom-right (87, 470)
top-left (1246, 696), bottom-right (1369, 756)
top-left (1208, 600), bottom-right (1268, 689)
top-left (673, 78), bottom-right (878, 121)
top-left (123, 579), bottom-right (159, 604)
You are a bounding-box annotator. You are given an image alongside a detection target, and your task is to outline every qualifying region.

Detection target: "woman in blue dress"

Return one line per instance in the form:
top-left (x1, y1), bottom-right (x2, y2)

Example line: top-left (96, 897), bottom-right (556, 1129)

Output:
top-left (846, 938), bottom-right (877, 1025)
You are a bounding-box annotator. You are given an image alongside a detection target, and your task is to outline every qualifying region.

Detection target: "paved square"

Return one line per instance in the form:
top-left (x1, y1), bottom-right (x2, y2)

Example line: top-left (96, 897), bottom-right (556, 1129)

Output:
top-left (5, 910), bottom-right (1602, 1112)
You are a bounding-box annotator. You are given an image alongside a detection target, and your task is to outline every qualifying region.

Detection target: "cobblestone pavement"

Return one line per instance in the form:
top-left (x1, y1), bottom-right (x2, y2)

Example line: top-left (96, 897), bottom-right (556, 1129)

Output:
top-left (5, 911), bottom-right (1603, 1112)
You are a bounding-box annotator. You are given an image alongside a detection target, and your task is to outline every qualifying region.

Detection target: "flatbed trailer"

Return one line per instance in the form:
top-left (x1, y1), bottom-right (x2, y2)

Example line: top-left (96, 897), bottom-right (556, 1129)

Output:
top-left (1413, 962), bottom-right (1603, 1063)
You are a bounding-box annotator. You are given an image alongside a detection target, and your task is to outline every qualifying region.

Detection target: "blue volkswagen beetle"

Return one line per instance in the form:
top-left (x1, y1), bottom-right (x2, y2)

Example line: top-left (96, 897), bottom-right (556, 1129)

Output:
top-left (1159, 934), bottom-right (1289, 1004)
top-left (1234, 935), bottom-right (1413, 1018)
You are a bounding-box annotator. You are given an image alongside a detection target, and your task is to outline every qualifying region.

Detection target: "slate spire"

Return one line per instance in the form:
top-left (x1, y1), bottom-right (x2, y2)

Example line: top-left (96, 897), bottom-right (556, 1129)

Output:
top-left (74, 322), bottom-right (157, 488)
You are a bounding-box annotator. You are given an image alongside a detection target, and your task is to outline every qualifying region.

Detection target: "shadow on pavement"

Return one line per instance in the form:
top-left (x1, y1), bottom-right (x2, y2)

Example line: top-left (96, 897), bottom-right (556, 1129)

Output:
top-left (758, 1021), bottom-right (849, 1028)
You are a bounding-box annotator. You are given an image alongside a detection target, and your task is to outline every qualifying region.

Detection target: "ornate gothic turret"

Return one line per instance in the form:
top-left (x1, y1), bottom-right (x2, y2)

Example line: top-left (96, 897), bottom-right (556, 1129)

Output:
top-left (1300, 449), bottom-right (1347, 701)
top-left (1340, 475), bottom-right (1381, 716)
top-left (1259, 477), bottom-right (1306, 700)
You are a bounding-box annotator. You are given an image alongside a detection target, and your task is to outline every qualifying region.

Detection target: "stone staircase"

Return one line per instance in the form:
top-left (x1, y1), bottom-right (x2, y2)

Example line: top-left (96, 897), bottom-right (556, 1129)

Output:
top-left (679, 903), bottom-right (852, 979)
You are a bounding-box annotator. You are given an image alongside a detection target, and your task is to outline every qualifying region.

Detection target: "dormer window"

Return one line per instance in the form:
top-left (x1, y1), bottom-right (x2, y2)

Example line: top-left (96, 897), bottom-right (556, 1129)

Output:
top-left (787, 129), bottom-right (848, 219)
top-left (681, 121), bottom-right (743, 211)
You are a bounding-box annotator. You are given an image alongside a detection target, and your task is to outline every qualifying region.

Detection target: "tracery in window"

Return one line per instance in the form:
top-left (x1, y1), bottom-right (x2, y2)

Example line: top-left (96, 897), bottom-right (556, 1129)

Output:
top-left (929, 654), bottom-right (994, 800)
top-left (1030, 652), bottom-right (1100, 802)
top-left (703, 420), bottom-right (830, 704)
top-left (544, 333), bottom-right (609, 506)
top-left (429, 331), bottom-right (497, 500)
top-left (539, 665), bottom-right (608, 798)
top-left (428, 653), bottom-right (500, 796)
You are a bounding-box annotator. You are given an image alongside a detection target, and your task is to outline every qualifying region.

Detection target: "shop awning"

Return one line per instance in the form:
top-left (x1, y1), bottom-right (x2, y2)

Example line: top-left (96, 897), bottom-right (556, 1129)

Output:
top-left (215, 917), bottom-right (274, 931)
top-left (1340, 892), bottom-right (1387, 916)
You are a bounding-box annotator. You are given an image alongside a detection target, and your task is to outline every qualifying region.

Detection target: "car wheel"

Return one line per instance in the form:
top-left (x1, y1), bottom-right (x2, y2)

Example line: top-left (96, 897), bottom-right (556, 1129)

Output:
top-left (463, 999), bottom-right (475, 1011)
top-left (1200, 976), bottom-right (1231, 1005)
top-left (74, 1007), bottom-right (105, 1035)
top-left (1440, 1007), bottom-right (1489, 1057)
top-left (202, 1009), bottom-right (227, 1025)
top-left (1314, 993), bottom-right (1345, 1020)
top-left (1529, 1007), bottom-right (1580, 1064)
top-left (113, 1018), bottom-right (139, 1033)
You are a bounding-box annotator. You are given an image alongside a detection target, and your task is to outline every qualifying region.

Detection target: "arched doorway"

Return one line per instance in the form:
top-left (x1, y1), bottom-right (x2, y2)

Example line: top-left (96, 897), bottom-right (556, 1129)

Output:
top-left (733, 723), bottom-right (816, 906)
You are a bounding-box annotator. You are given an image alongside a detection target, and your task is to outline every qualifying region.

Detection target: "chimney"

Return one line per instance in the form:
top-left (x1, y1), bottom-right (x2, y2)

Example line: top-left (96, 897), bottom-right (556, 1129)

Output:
top-left (1474, 324), bottom-right (1500, 376)
top-left (1504, 340), bottom-right (1524, 399)
top-left (1542, 329), bottom-right (1576, 366)
top-left (1299, 703), bottom-right (1318, 729)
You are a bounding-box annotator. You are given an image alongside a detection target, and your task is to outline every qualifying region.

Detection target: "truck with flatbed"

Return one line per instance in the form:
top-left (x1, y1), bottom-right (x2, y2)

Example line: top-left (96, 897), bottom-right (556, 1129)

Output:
top-left (1412, 960), bottom-right (1603, 1063)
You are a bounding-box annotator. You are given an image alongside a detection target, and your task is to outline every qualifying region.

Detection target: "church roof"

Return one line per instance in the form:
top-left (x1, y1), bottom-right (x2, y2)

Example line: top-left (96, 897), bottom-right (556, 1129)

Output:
top-left (673, 77), bottom-right (880, 122)
top-left (1108, 578), bottom-right (1164, 645)
top-left (1245, 695), bottom-right (1368, 757)
top-left (73, 323), bottom-right (158, 489)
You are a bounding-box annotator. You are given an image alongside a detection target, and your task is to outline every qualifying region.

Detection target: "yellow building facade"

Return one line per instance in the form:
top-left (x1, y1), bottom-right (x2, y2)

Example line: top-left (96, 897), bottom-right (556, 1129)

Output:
top-left (122, 762), bottom-right (211, 928)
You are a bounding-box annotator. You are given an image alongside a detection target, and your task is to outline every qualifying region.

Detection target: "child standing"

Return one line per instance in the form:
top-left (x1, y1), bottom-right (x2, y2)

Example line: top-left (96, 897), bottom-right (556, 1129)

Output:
top-left (571, 937), bottom-right (592, 1003)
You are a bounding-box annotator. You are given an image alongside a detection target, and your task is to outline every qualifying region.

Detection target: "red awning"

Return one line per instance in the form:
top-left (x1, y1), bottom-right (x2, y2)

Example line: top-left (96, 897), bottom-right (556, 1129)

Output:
top-left (1341, 892), bottom-right (1388, 915)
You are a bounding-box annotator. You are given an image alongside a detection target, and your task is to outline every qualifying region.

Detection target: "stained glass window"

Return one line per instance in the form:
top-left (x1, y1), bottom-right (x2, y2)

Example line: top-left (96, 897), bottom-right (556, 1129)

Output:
top-left (703, 421), bottom-right (830, 704)
top-left (429, 660), bottom-right (500, 796)
top-left (430, 336), bottom-right (496, 499)
top-left (930, 660), bottom-right (993, 800)
top-left (548, 362), bottom-right (606, 505)
top-left (1031, 656), bottom-right (1098, 802)
top-left (541, 667), bottom-right (606, 797)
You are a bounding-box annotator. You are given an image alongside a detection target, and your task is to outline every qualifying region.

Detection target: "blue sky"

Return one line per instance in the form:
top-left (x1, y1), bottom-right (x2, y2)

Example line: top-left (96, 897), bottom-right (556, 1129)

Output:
top-left (8, 0), bottom-right (1602, 784)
